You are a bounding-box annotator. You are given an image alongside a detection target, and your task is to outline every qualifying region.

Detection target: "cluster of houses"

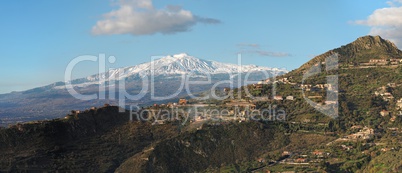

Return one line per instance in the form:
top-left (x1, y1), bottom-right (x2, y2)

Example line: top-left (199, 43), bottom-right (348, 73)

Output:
top-left (374, 85), bottom-right (396, 101)
top-left (194, 114), bottom-right (248, 123)
top-left (151, 98), bottom-right (189, 109)
top-left (64, 105), bottom-right (105, 120)
top-left (256, 77), bottom-right (296, 85)
top-left (347, 127), bottom-right (374, 140)
top-left (249, 85), bottom-right (296, 101)
top-left (272, 95), bottom-right (294, 101)
top-left (251, 80), bottom-right (297, 101)
top-left (373, 83), bottom-right (402, 119)
top-left (250, 77), bottom-right (339, 104)
top-left (360, 58), bottom-right (402, 66)
top-left (148, 99), bottom-right (258, 125)
top-left (271, 77), bottom-right (297, 85)
top-left (300, 83), bottom-right (335, 92)
top-left (341, 144), bottom-right (354, 151)
top-left (334, 127), bottom-right (375, 142)
top-left (251, 77), bottom-right (320, 96)
top-left (380, 109), bottom-right (399, 122)
top-left (154, 99), bottom-right (259, 111)
top-left (277, 150), bottom-right (330, 165)
top-left (366, 59), bottom-right (388, 65)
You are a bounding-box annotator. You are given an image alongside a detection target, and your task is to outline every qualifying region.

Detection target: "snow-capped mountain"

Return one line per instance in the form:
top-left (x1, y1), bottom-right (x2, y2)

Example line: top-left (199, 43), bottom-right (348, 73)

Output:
top-left (0, 53), bottom-right (287, 125)
top-left (81, 53), bottom-right (286, 84)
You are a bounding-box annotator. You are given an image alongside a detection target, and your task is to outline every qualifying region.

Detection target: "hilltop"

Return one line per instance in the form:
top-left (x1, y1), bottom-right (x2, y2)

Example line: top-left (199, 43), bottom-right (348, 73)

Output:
top-left (292, 35), bottom-right (402, 76)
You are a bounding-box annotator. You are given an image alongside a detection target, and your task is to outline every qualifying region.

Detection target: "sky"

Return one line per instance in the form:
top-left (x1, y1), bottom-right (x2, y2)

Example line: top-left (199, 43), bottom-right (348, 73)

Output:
top-left (0, 0), bottom-right (401, 94)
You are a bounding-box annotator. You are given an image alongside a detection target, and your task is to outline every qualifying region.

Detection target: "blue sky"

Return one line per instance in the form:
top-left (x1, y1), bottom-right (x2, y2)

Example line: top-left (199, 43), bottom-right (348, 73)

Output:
top-left (0, 0), bottom-right (400, 93)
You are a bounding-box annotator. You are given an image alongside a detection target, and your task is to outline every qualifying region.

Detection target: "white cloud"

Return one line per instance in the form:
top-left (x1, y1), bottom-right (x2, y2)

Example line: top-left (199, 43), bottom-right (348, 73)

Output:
top-left (239, 50), bottom-right (291, 58)
top-left (251, 50), bottom-right (291, 57)
top-left (387, 0), bottom-right (402, 7)
top-left (237, 43), bottom-right (291, 57)
top-left (92, 0), bottom-right (220, 36)
top-left (354, 0), bottom-right (402, 47)
top-left (237, 43), bottom-right (260, 48)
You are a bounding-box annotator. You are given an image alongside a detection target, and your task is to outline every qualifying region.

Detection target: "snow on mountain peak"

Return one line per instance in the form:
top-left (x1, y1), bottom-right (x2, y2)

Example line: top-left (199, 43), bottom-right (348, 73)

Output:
top-left (172, 53), bottom-right (190, 58)
top-left (69, 53), bottom-right (288, 87)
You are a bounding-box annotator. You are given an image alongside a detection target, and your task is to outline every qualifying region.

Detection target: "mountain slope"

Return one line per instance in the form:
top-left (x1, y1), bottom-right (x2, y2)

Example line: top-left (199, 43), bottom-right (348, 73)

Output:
top-left (0, 54), bottom-right (286, 126)
top-left (251, 35), bottom-right (402, 121)
top-left (60, 53), bottom-right (285, 88)
top-left (211, 35), bottom-right (402, 172)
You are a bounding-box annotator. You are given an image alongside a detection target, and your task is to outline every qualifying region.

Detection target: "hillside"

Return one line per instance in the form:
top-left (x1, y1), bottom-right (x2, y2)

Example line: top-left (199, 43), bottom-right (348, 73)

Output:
top-left (0, 105), bottom-right (292, 172)
top-left (2, 36), bottom-right (402, 172)
top-left (0, 106), bottom-right (182, 172)
top-left (227, 35), bottom-right (402, 172)
top-left (116, 122), bottom-right (289, 173)
top-left (242, 35), bottom-right (402, 125)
